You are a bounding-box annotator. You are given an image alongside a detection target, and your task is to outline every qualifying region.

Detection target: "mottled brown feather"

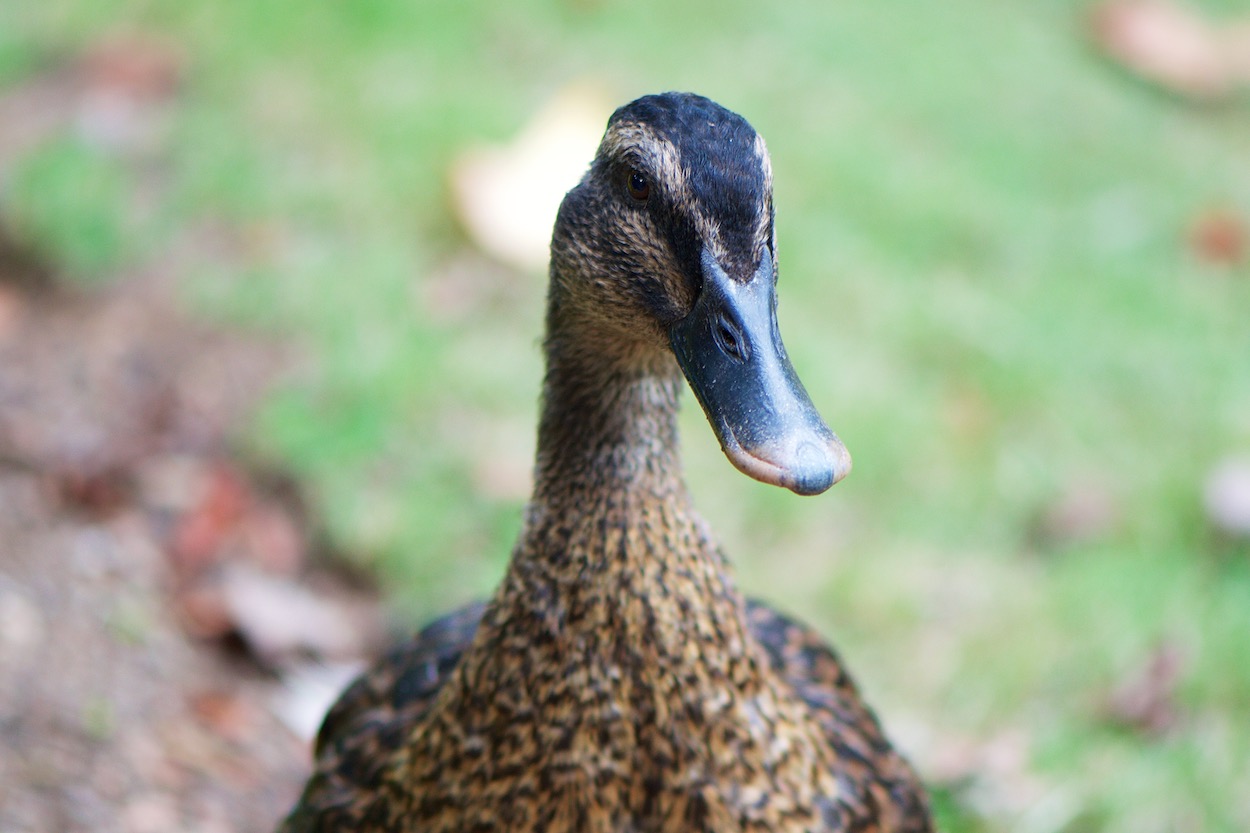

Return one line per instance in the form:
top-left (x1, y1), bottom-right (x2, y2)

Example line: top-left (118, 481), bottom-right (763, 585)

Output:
top-left (284, 601), bottom-right (929, 832)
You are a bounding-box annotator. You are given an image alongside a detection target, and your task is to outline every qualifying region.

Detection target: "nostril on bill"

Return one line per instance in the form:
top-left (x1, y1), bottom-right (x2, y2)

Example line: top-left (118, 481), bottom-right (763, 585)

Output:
top-left (714, 315), bottom-right (747, 362)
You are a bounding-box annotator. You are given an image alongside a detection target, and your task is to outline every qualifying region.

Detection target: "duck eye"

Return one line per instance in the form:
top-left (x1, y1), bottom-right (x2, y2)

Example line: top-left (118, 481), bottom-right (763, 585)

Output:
top-left (626, 170), bottom-right (651, 202)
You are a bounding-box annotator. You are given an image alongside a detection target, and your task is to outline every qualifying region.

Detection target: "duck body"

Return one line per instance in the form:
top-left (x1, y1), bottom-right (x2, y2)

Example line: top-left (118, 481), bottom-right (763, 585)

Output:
top-left (279, 93), bottom-right (932, 832)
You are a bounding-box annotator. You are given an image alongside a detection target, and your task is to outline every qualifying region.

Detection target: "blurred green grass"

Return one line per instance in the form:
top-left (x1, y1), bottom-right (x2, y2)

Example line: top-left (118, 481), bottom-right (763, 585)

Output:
top-left (4, 1), bottom-right (1250, 830)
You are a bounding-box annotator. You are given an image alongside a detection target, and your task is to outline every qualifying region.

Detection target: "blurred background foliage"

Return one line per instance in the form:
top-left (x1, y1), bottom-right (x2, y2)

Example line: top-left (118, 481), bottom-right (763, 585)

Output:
top-left (3, 0), bottom-right (1250, 830)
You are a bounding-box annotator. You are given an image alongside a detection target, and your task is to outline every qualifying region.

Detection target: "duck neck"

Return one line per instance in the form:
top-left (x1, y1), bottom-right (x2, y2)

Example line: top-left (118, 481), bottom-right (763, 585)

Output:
top-left (531, 320), bottom-right (688, 508)
top-left (485, 296), bottom-right (754, 676)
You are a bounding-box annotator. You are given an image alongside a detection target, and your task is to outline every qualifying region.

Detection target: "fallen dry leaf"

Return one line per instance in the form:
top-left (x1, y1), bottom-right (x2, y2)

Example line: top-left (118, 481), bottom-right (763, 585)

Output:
top-left (239, 501), bottom-right (306, 575)
top-left (76, 31), bottom-right (184, 153)
top-left (216, 563), bottom-right (382, 667)
top-left (0, 282), bottom-right (26, 340)
top-left (120, 792), bottom-right (181, 833)
top-left (52, 464), bottom-right (136, 518)
top-left (0, 584), bottom-right (44, 666)
top-left (1090, 0), bottom-right (1250, 99)
top-left (188, 690), bottom-right (259, 744)
top-left (1189, 207), bottom-right (1247, 266)
top-left (1031, 479), bottom-right (1122, 550)
top-left (451, 82), bottom-right (613, 272)
top-left (1103, 640), bottom-right (1187, 736)
top-left (169, 462), bottom-right (250, 573)
top-left (273, 660), bottom-right (367, 742)
top-left (1204, 456), bottom-right (1250, 537)
top-left (81, 33), bottom-right (184, 101)
top-left (1228, 22), bottom-right (1250, 79)
top-left (173, 582), bottom-right (235, 639)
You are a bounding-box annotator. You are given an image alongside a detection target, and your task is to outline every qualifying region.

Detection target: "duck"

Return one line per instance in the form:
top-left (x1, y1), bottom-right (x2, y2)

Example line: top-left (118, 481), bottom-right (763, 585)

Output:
top-left (278, 92), bottom-right (933, 833)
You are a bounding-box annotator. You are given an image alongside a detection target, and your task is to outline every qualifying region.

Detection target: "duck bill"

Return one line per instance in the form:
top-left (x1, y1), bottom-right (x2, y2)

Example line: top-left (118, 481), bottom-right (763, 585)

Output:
top-left (670, 249), bottom-right (851, 496)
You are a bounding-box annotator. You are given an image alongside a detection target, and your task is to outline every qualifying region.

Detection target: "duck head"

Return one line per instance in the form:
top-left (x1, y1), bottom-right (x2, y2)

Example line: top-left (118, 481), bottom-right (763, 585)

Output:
top-left (550, 92), bottom-right (851, 496)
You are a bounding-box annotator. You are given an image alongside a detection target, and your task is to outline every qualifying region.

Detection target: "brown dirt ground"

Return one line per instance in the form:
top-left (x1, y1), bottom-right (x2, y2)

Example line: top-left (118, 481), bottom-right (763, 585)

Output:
top-left (0, 244), bottom-right (322, 833)
top-left (0, 54), bottom-right (378, 833)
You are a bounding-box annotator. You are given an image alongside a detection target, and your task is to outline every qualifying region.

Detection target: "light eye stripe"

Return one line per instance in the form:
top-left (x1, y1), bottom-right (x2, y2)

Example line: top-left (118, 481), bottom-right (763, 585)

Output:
top-left (604, 122), bottom-right (775, 269)
top-left (603, 124), bottom-right (688, 205)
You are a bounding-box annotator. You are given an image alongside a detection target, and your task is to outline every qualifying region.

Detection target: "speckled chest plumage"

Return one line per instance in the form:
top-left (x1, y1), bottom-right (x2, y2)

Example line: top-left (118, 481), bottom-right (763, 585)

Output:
top-left (387, 498), bottom-right (845, 832)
